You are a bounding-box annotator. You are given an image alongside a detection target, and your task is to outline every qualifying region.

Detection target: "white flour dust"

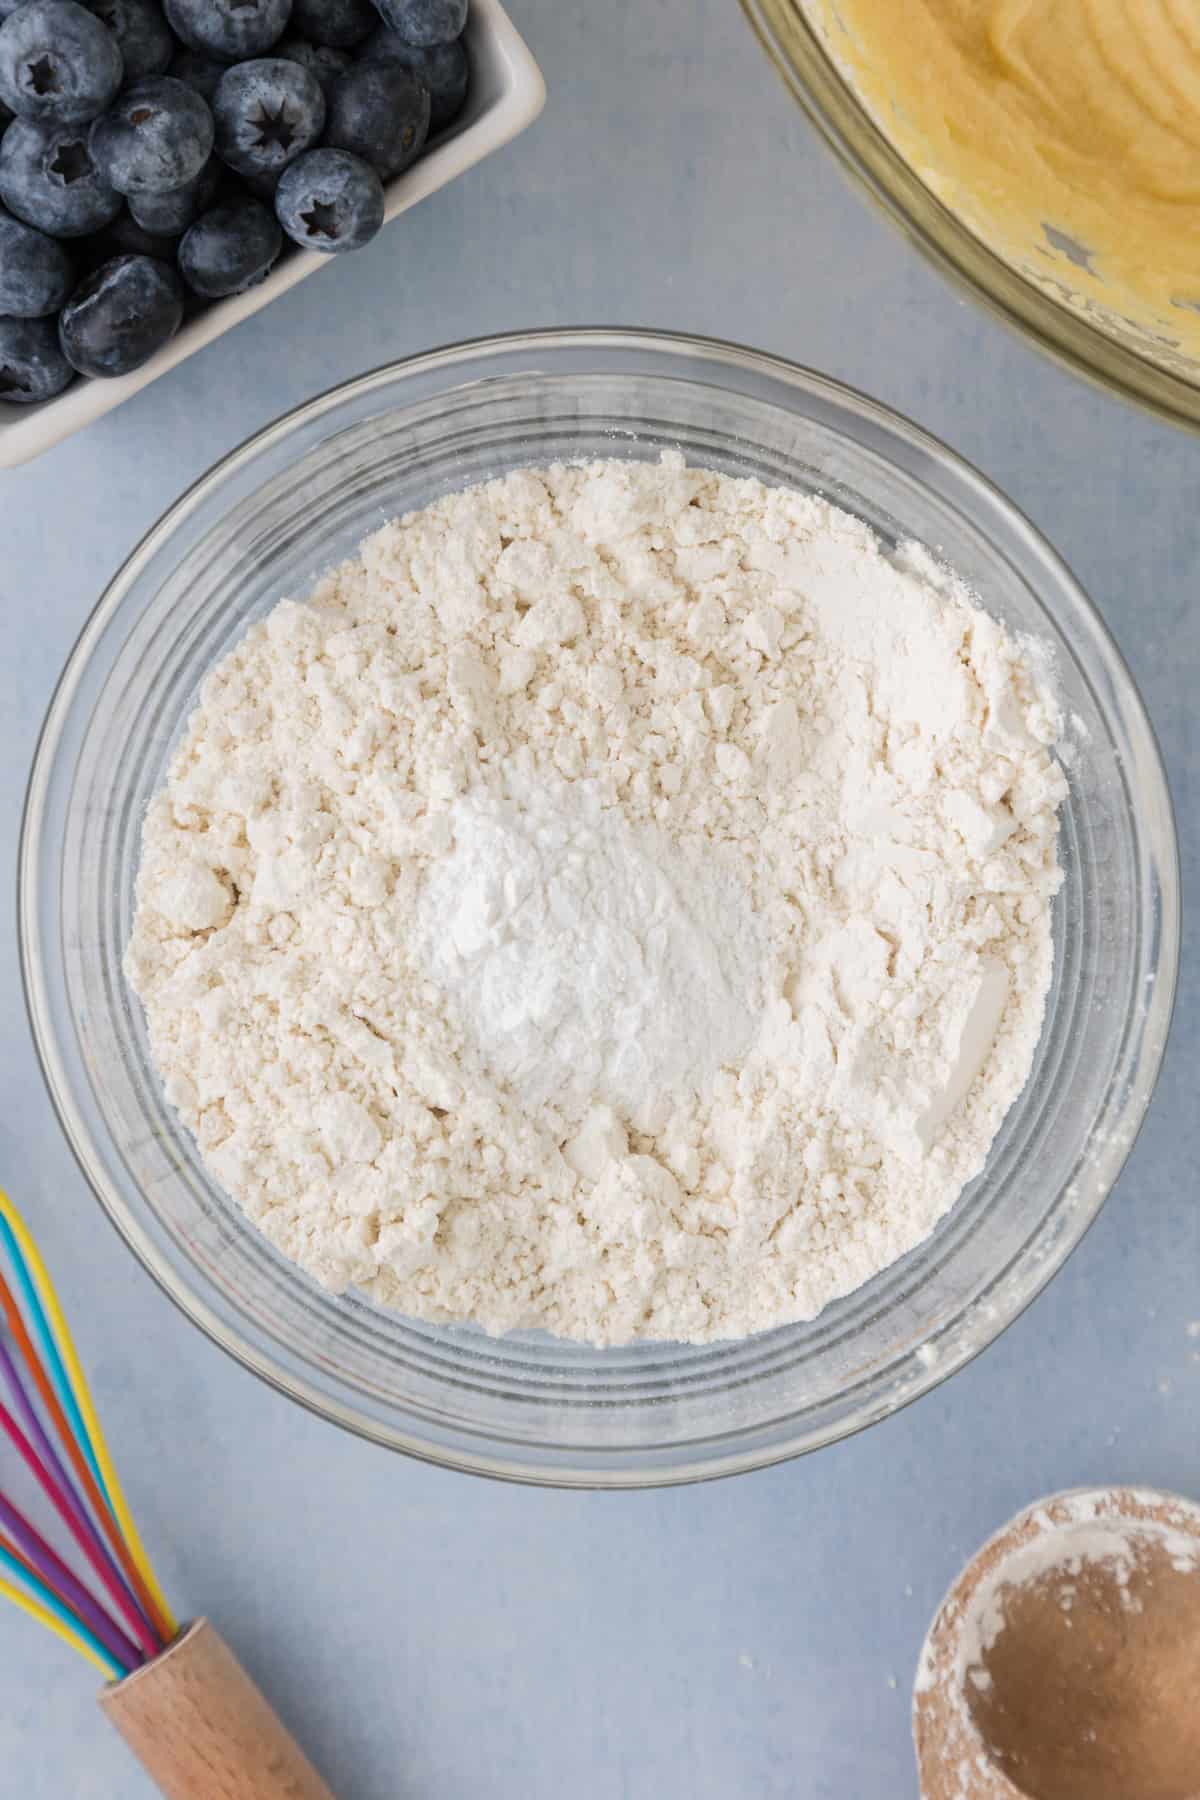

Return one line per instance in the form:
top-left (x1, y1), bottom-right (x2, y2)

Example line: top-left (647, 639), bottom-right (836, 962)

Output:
top-left (126, 454), bottom-right (1067, 1345)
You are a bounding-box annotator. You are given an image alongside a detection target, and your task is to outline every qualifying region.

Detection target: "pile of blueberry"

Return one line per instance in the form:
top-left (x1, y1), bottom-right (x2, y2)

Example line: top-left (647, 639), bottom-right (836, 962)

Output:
top-left (0, 0), bottom-right (469, 401)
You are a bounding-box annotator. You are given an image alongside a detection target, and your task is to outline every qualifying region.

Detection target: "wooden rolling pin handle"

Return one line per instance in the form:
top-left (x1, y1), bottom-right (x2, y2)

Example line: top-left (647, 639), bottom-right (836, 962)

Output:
top-left (100, 1617), bottom-right (336, 1800)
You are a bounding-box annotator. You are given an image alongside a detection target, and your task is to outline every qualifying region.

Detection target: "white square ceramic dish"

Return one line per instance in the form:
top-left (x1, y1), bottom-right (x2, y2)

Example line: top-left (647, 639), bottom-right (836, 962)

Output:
top-left (0, 0), bottom-right (544, 467)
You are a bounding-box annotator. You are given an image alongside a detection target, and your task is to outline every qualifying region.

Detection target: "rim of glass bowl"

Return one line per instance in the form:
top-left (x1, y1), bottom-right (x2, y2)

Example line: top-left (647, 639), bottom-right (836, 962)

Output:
top-left (19, 328), bottom-right (1180, 1486)
top-left (740, 0), bottom-right (1200, 433)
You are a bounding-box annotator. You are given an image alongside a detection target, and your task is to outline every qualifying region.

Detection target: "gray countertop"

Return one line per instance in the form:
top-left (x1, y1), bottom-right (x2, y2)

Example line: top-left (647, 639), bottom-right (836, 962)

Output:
top-left (3, 2), bottom-right (1198, 1794)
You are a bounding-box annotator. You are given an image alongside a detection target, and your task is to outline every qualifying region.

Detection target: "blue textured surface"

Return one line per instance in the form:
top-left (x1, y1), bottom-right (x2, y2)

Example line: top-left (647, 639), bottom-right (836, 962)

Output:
top-left (2, 2), bottom-right (1198, 1793)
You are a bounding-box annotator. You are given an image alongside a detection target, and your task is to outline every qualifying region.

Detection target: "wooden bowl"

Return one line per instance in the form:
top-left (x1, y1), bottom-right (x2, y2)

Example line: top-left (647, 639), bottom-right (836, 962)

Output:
top-left (913, 1487), bottom-right (1200, 1800)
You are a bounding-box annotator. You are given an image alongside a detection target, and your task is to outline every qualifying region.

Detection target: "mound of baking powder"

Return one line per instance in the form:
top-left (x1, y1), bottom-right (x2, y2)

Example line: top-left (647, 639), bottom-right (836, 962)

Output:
top-left (126, 455), bottom-right (1067, 1344)
top-left (416, 773), bottom-right (765, 1120)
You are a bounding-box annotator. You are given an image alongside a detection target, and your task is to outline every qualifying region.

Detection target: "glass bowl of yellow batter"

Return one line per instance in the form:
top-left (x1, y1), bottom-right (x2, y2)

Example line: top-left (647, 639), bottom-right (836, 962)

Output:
top-left (20, 330), bottom-right (1178, 1484)
top-left (743, 0), bottom-right (1200, 428)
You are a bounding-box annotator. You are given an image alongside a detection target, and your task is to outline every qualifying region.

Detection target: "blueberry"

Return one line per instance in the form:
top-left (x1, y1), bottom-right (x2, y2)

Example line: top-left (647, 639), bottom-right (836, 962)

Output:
top-left (178, 192), bottom-right (278, 294)
top-left (0, 0), bottom-right (28, 19)
top-left (90, 75), bottom-right (213, 194)
top-left (274, 36), bottom-right (350, 98)
top-left (370, 0), bottom-right (465, 49)
top-left (325, 58), bottom-right (426, 179)
top-left (0, 0), bottom-right (123, 126)
top-left (274, 145), bottom-right (380, 252)
top-left (81, 0), bottom-right (172, 80)
top-left (0, 118), bottom-right (121, 234)
top-left (58, 249), bottom-right (181, 373)
top-left (212, 56), bottom-right (322, 180)
top-left (290, 0), bottom-right (372, 46)
top-left (82, 202), bottom-right (176, 262)
top-left (0, 199), bottom-right (73, 310)
top-left (361, 27), bottom-right (465, 132)
top-left (0, 311), bottom-right (73, 399)
top-left (127, 150), bottom-right (217, 229)
top-left (167, 46), bottom-right (225, 103)
top-left (164, 0), bottom-right (291, 62)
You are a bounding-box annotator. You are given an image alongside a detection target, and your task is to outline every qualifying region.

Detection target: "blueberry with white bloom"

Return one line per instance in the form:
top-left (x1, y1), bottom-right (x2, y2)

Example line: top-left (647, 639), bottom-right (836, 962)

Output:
top-left (361, 25), bottom-right (465, 132)
top-left (0, 117), bottom-right (122, 234)
top-left (0, 311), bottom-right (74, 398)
top-left (324, 57), bottom-right (427, 178)
top-left (178, 192), bottom-right (280, 294)
top-left (0, 0), bottom-right (123, 125)
top-left (212, 56), bottom-right (323, 180)
top-left (371, 0), bottom-right (465, 49)
top-left (274, 144), bottom-right (380, 252)
top-left (0, 199), bottom-right (74, 312)
top-left (164, 0), bottom-right (291, 62)
top-left (90, 75), bottom-right (213, 193)
top-left (58, 248), bottom-right (182, 373)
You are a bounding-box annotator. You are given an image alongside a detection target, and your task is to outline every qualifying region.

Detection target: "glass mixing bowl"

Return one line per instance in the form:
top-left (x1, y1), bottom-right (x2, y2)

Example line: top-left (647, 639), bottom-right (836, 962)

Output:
top-left (741, 1), bottom-right (1200, 430)
top-left (20, 330), bottom-right (1178, 1486)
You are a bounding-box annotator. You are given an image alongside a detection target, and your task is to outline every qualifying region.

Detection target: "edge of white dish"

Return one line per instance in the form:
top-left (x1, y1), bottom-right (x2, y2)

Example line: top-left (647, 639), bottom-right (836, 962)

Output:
top-left (0, 0), bottom-right (545, 468)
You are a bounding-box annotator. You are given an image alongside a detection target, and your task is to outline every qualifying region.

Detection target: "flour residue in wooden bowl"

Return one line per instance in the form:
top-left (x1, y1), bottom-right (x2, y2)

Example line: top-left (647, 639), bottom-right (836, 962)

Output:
top-left (913, 1487), bottom-right (1200, 1800)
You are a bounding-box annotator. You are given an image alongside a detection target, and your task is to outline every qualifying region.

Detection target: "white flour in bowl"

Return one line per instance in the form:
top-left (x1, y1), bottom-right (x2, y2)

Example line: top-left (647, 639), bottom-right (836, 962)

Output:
top-left (125, 454), bottom-right (1067, 1345)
